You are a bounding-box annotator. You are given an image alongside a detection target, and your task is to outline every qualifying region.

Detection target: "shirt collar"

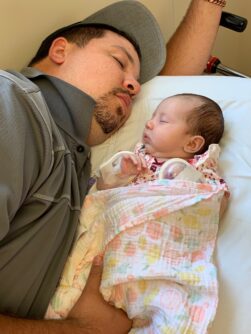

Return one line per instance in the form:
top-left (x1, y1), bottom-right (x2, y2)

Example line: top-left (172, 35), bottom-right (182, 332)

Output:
top-left (21, 67), bottom-right (96, 146)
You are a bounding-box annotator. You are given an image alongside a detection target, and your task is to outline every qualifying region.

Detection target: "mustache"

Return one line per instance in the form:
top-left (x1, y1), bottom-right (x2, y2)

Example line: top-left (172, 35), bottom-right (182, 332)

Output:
top-left (100, 87), bottom-right (133, 100)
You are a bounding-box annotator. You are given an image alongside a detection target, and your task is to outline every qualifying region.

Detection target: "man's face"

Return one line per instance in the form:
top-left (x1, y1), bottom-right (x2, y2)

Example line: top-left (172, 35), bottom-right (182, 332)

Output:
top-left (60, 30), bottom-right (141, 141)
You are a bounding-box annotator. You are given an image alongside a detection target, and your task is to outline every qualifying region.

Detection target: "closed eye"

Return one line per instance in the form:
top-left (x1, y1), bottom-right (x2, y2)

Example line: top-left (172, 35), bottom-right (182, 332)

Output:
top-left (113, 56), bottom-right (125, 69)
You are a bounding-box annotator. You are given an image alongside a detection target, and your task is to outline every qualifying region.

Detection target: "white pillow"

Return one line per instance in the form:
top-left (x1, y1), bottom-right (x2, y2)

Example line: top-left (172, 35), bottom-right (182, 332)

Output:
top-left (91, 76), bottom-right (251, 334)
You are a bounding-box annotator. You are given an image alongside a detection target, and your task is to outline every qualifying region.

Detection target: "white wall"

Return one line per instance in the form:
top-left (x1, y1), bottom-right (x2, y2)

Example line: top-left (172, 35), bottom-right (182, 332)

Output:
top-left (1, 1), bottom-right (250, 75)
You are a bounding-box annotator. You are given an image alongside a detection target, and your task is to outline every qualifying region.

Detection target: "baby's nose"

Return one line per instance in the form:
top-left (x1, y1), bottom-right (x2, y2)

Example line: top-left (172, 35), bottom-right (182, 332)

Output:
top-left (146, 119), bottom-right (154, 129)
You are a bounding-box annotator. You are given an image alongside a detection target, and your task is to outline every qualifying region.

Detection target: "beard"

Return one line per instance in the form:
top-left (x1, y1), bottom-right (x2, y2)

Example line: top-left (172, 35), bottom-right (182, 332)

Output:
top-left (93, 88), bottom-right (129, 134)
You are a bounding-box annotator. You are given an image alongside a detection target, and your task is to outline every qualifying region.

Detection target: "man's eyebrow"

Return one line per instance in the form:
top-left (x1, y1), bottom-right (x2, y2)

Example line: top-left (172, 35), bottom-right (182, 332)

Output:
top-left (112, 45), bottom-right (135, 64)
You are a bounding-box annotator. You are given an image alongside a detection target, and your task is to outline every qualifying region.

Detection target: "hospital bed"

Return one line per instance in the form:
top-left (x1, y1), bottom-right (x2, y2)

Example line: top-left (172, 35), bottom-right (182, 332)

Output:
top-left (91, 12), bottom-right (251, 334)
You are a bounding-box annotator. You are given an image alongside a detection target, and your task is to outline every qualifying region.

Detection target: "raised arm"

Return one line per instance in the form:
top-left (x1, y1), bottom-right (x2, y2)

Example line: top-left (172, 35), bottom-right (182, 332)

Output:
top-left (160, 0), bottom-right (224, 75)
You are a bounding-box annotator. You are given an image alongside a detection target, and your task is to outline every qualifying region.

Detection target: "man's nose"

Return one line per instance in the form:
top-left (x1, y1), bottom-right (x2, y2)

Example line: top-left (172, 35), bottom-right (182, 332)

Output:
top-left (123, 78), bottom-right (141, 96)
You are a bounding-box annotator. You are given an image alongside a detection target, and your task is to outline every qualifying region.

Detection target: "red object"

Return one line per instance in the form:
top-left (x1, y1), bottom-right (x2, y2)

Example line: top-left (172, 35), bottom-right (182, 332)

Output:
top-left (206, 56), bottom-right (221, 74)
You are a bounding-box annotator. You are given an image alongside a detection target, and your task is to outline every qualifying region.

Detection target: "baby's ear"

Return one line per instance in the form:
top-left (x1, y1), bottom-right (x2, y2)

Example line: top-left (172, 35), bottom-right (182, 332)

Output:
top-left (184, 135), bottom-right (205, 154)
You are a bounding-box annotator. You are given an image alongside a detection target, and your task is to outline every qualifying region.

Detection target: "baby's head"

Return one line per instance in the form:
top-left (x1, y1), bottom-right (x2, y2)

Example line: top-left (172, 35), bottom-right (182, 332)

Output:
top-left (142, 93), bottom-right (224, 159)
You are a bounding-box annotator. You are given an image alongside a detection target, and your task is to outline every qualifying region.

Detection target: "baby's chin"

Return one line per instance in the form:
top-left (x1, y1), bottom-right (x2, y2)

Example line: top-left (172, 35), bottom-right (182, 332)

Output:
top-left (144, 144), bottom-right (161, 158)
top-left (144, 145), bottom-right (171, 160)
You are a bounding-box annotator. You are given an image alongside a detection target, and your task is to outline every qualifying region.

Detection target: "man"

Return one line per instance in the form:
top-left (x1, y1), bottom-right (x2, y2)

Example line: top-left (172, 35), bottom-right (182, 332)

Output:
top-left (0, 0), bottom-right (225, 333)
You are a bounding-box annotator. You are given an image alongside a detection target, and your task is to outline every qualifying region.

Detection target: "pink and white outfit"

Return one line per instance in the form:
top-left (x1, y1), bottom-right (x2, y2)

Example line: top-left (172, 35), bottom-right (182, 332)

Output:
top-left (128, 142), bottom-right (227, 188)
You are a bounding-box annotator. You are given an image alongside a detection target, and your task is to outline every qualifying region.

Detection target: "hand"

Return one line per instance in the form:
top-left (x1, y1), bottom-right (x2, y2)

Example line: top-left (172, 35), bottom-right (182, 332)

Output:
top-left (68, 256), bottom-right (132, 334)
top-left (120, 154), bottom-right (148, 177)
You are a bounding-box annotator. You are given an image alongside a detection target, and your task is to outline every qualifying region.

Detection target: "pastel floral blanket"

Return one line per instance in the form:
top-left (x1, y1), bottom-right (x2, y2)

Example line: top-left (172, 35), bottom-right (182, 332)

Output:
top-left (46, 180), bottom-right (224, 334)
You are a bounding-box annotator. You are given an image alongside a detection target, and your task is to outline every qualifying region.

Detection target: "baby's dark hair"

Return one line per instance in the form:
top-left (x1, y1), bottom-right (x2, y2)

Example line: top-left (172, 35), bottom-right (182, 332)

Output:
top-left (176, 93), bottom-right (224, 154)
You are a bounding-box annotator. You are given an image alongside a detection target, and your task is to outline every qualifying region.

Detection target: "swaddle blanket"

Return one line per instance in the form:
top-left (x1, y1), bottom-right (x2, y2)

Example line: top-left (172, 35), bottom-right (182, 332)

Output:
top-left (46, 180), bottom-right (224, 334)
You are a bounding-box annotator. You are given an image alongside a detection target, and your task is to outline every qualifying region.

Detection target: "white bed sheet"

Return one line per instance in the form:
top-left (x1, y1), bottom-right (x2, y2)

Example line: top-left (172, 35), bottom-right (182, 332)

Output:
top-left (91, 76), bottom-right (251, 334)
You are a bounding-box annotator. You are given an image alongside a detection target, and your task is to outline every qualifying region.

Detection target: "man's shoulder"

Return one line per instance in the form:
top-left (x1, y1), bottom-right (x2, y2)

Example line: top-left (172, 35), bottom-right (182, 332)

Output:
top-left (0, 69), bottom-right (56, 135)
top-left (0, 69), bottom-right (39, 93)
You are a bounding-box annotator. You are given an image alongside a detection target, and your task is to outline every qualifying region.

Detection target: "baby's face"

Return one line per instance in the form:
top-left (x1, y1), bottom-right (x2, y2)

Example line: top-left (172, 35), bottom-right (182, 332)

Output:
top-left (142, 96), bottom-right (196, 159)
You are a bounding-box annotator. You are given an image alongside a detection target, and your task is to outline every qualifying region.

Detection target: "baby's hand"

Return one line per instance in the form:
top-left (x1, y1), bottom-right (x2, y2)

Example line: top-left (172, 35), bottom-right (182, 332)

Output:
top-left (120, 154), bottom-right (148, 177)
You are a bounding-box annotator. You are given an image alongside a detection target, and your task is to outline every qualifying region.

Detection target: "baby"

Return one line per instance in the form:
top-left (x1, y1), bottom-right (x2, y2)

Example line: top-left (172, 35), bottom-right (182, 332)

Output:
top-left (96, 93), bottom-right (228, 213)
top-left (46, 93), bottom-right (229, 334)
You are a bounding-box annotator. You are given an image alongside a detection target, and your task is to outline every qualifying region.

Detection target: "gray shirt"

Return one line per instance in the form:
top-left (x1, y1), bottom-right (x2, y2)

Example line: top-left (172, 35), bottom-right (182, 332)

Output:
top-left (0, 68), bottom-right (95, 318)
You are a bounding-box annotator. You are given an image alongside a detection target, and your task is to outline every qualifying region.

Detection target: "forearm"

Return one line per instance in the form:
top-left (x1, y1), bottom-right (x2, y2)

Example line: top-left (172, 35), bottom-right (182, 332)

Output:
top-left (0, 258), bottom-right (132, 334)
top-left (0, 315), bottom-right (91, 334)
top-left (160, 0), bottom-right (223, 75)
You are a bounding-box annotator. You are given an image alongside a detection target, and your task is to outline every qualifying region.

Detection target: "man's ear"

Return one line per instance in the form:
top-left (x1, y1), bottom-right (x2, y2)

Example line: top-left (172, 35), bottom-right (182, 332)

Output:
top-left (48, 37), bottom-right (68, 64)
top-left (184, 135), bottom-right (205, 154)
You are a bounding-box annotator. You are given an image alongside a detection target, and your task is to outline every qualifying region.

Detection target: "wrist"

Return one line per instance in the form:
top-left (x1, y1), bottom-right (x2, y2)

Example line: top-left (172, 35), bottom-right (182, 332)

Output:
top-left (204, 0), bottom-right (226, 7)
